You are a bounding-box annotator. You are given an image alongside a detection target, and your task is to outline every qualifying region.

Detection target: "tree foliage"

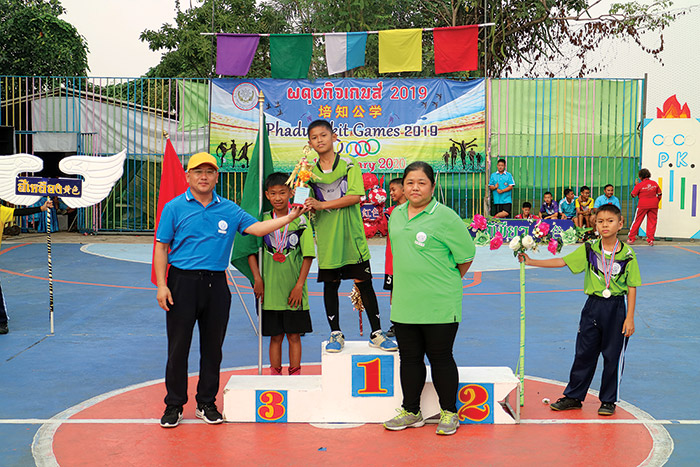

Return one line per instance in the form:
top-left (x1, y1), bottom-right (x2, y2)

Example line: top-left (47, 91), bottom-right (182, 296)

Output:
top-left (140, 0), bottom-right (289, 78)
top-left (141, 0), bottom-right (683, 79)
top-left (0, 0), bottom-right (89, 76)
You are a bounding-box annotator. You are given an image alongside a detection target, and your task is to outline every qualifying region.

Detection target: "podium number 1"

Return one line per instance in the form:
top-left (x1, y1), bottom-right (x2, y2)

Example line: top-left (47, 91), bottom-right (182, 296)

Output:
top-left (357, 358), bottom-right (388, 394)
top-left (352, 355), bottom-right (394, 397)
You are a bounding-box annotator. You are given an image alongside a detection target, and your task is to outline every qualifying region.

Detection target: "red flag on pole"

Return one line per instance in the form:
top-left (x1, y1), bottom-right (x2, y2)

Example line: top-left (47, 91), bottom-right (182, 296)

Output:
top-left (433, 25), bottom-right (479, 74)
top-left (151, 139), bottom-right (188, 285)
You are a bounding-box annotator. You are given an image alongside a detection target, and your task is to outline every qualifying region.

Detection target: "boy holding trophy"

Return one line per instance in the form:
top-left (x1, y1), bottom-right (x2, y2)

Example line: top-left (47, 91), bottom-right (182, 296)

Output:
top-left (303, 120), bottom-right (397, 353)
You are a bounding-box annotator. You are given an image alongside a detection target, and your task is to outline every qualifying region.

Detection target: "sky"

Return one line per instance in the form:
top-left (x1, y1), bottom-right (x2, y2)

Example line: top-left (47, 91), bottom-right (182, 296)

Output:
top-left (60, 0), bottom-right (699, 114)
top-left (60, 0), bottom-right (178, 77)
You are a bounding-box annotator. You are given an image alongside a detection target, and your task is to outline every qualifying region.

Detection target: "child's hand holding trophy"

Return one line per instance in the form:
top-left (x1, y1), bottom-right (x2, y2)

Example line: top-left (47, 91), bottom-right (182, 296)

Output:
top-left (286, 145), bottom-right (320, 206)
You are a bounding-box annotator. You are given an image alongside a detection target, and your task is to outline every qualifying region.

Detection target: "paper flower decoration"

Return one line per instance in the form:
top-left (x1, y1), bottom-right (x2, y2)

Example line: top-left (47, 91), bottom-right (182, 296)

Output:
top-left (469, 214), bottom-right (488, 232)
top-left (490, 231), bottom-right (504, 250)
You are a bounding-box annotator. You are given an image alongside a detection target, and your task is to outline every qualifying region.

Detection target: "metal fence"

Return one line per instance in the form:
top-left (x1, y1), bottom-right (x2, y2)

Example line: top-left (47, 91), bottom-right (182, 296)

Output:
top-left (1, 76), bottom-right (643, 232)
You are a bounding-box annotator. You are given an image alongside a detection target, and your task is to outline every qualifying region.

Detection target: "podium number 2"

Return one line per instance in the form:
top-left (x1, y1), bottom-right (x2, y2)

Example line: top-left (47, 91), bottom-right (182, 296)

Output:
top-left (357, 358), bottom-right (388, 395)
top-left (258, 390), bottom-right (286, 421)
top-left (458, 384), bottom-right (491, 422)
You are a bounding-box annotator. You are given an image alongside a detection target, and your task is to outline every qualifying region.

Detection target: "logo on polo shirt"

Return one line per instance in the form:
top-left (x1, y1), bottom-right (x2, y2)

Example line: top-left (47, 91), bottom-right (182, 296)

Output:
top-left (415, 231), bottom-right (427, 247)
top-left (289, 233), bottom-right (299, 246)
top-left (612, 262), bottom-right (621, 275)
top-left (218, 220), bottom-right (229, 234)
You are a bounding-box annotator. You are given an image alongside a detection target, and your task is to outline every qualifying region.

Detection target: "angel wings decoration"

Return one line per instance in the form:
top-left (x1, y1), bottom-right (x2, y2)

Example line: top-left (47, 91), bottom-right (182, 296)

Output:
top-left (0, 150), bottom-right (126, 208)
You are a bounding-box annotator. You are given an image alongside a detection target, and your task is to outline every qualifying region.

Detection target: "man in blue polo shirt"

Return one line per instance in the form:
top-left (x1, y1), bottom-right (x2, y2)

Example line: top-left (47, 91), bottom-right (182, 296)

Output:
top-left (488, 158), bottom-right (515, 218)
top-left (154, 152), bottom-right (307, 428)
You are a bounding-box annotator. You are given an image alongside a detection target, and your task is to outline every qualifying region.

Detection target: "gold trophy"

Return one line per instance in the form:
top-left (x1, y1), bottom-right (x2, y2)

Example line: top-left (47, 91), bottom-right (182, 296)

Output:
top-left (286, 145), bottom-right (320, 206)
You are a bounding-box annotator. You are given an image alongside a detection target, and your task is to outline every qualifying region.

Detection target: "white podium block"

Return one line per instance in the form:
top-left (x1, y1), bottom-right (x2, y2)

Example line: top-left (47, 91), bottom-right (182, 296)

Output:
top-left (222, 341), bottom-right (519, 424)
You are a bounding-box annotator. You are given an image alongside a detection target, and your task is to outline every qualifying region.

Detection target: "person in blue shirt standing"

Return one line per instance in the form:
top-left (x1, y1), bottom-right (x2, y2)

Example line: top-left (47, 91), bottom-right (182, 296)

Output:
top-left (153, 152), bottom-right (308, 428)
top-left (488, 158), bottom-right (516, 218)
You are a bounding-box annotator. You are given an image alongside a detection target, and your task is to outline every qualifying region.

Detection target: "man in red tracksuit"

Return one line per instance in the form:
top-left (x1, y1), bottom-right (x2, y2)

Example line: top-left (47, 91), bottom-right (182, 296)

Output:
top-left (628, 168), bottom-right (662, 246)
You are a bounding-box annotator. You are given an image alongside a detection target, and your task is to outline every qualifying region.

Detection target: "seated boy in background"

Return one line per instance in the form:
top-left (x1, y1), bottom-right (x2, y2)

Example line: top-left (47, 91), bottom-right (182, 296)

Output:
top-left (515, 201), bottom-right (538, 219)
top-left (575, 186), bottom-right (594, 228)
top-left (540, 191), bottom-right (563, 219)
top-left (558, 188), bottom-right (577, 220)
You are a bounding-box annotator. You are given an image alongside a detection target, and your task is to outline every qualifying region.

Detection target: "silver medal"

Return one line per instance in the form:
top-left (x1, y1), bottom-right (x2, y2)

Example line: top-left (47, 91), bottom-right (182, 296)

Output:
top-left (602, 288), bottom-right (612, 298)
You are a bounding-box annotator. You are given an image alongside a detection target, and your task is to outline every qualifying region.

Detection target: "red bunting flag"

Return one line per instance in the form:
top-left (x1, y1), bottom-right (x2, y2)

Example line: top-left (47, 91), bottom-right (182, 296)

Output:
top-left (433, 25), bottom-right (479, 74)
top-left (150, 140), bottom-right (188, 285)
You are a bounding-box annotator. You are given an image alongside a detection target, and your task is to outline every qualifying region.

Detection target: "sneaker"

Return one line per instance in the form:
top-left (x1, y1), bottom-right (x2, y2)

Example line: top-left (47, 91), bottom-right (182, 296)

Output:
top-left (325, 331), bottom-right (345, 353)
top-left (0, 323), bottom-right (8, 335)
top-left (369, 330), bottom-right (398, 352)
top-left (270, 366), bottom-right (283, 375)
top-left (160, 405), bottom-right (183, 428)
top-left (598, 402), bottom-right (616, 416)
top-left (550, 396), bottom-right (582, 411)
top-left (648, 240), bottom-right (654, 246)
top-left (627, 236), bottom-right (635, 245)
top-left (195, 402), bottom-right (223, 424)
top-left (386, 325), bottom-right (395, 338)
top-left (383, 408), bottom-right (425, 431)
top-left (436, 409), bottom-right (459, 435)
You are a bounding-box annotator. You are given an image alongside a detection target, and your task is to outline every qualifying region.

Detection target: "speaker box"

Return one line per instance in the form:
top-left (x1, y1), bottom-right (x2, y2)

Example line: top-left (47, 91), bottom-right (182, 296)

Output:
top-left (0, 126), bottom-right (15, 155)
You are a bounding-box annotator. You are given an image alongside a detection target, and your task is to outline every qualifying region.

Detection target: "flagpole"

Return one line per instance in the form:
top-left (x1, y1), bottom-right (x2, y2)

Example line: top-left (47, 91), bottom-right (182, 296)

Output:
top-left (257, 90), bottom-right (265, 376)
top-left (518, 261), bottom-right (525, 406)
top-left (47, 205), bottom-right (54, 334)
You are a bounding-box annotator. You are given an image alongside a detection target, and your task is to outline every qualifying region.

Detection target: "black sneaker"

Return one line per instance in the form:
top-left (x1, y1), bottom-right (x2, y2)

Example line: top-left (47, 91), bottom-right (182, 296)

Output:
top-left (196, 402), bottom-right (223, 424)
top-left (160, 405), bottom-right (183, 428)
top-left (550, 397), bottom-right (582, 411)
top-left (0, 323), bottom-right (8, 335)
top-left (598, 402), bottom-right (616, 416)
top-left (386, 325), bottom-right (395, 338)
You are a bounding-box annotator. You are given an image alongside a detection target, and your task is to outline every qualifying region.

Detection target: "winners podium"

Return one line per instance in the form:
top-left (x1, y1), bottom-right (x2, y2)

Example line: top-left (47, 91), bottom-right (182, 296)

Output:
top-left (222, 341), bottom-right (520, 424)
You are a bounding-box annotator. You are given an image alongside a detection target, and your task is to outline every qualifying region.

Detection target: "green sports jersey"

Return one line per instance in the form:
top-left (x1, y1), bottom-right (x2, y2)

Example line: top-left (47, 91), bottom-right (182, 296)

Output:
top-left (389, 199), bottom-right (476, 324)
top-left (563, 239), bottom-right (641, 297)
top-left (261, 212), bottom-right (315, 310)
top-left (309, 154), bottom-right (370, 269)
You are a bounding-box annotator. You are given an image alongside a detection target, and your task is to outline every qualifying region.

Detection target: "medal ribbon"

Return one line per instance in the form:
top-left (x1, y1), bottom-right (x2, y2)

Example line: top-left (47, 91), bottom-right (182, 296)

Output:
top-left (272, 211), bottom-right (289, 255)
top-left (600, 240), bottom-right (619, 292)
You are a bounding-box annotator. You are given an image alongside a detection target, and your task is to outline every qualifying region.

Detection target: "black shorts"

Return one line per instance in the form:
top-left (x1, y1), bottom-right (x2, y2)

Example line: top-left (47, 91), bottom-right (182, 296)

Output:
top-left (317, 260), bottom-right (373, 282)
top-left (262, 309), bottom-right (312, 336)
top-left (492, 203), bottom-right (512, 217)
top-left (383, 274), bottom-right (393, 290)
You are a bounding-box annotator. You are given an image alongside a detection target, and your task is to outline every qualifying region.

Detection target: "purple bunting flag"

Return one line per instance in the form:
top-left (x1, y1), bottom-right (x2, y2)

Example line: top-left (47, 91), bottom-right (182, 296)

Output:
top-left (216, 34), bottom-right (260, 76)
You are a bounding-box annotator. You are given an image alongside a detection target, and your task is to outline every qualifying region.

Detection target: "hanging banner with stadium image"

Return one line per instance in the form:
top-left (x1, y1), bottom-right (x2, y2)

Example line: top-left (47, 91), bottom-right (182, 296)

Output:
top-left (209, 78), bottom-right (485, 173)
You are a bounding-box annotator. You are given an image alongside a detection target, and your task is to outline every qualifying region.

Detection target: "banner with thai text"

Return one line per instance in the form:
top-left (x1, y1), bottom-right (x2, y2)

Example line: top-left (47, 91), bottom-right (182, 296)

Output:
top-left (209, 78), bottom-right (485, 173)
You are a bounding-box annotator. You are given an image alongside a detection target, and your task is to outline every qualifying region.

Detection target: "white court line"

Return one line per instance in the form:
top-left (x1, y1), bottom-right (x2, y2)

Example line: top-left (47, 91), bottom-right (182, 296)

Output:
top-left (5, 418), bottom-right (700, 425)
top-left (29, 371), bottom-right (675, 467)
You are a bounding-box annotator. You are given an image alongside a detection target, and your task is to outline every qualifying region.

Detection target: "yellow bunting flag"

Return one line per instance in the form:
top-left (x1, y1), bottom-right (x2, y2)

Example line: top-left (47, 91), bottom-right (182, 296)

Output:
top-left (378, 29), bottom-right (422, 74)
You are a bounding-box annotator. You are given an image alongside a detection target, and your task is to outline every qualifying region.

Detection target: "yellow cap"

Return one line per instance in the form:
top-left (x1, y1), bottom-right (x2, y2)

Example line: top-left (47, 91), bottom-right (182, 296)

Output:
top-left (186, 152), bottom-right (219, 171)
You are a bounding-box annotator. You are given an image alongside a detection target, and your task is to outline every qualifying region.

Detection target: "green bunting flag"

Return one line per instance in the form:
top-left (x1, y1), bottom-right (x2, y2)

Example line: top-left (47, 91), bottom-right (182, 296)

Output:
top-left (230, 117), bottom-right (275, 284)
top-left (270, 34), bottom-right (313, 79)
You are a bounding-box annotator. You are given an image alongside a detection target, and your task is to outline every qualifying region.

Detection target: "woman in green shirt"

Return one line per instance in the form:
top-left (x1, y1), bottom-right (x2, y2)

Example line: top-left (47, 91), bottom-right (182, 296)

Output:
top-left (383, 161), bottom-right (475, 436)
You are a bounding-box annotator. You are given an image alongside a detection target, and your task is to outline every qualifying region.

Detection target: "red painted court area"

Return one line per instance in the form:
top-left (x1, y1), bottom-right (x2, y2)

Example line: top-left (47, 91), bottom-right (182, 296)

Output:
top-left (46, 367), bottom-right (657, 466)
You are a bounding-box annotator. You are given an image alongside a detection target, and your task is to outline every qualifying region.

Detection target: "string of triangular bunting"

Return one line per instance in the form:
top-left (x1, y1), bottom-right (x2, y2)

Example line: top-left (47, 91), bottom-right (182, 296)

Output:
top-left (214, 25), bottom-right (488, 78)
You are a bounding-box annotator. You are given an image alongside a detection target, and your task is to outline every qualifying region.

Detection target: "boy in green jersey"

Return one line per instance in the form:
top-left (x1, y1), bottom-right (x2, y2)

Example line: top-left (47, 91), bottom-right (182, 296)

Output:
top-left (303, 120), bottom-right (397, 353)
top-left (519, 204), bottom-right (640, 416)
top-left (248, 173), bottom-right (315, 375)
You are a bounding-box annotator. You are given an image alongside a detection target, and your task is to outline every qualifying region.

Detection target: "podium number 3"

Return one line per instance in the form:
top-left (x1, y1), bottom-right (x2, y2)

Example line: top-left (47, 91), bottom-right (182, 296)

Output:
top-left (357, 358), bottom-right (388, 394)
top-left (258, 390), bottom-right (286, 421)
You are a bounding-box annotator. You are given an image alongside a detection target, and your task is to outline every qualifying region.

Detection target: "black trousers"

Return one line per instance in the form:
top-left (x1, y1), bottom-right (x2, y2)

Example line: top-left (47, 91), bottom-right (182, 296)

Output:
top-left (164, 267), bottom-right (231, 407)
top-left (393, 322), bottom-right (459, 414)
top-left (564, 295), bottom-right (629, 403)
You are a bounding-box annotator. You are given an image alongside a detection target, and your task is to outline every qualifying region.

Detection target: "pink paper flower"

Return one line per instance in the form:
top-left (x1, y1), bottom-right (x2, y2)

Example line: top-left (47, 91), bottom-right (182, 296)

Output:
top-left (470, 214), bottom-right (487, 231)
top-left (548, 238), bottom-right (558, 255)
top-left (490, 231), bottom-right (504, 250)
top-left (537, 221), bottom-right (550, 236)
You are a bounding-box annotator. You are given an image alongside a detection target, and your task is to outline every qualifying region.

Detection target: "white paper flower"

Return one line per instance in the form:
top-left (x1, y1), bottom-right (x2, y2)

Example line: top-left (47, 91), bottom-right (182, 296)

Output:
top-left (509, 236), bottom-right (521, 250)
top-left (522, 235), bottom-right (536, 249)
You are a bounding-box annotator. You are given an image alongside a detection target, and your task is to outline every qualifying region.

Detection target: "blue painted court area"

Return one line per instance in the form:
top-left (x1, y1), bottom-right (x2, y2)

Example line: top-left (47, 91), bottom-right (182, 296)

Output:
top-left (0, 239), bottom-right (699, 466)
